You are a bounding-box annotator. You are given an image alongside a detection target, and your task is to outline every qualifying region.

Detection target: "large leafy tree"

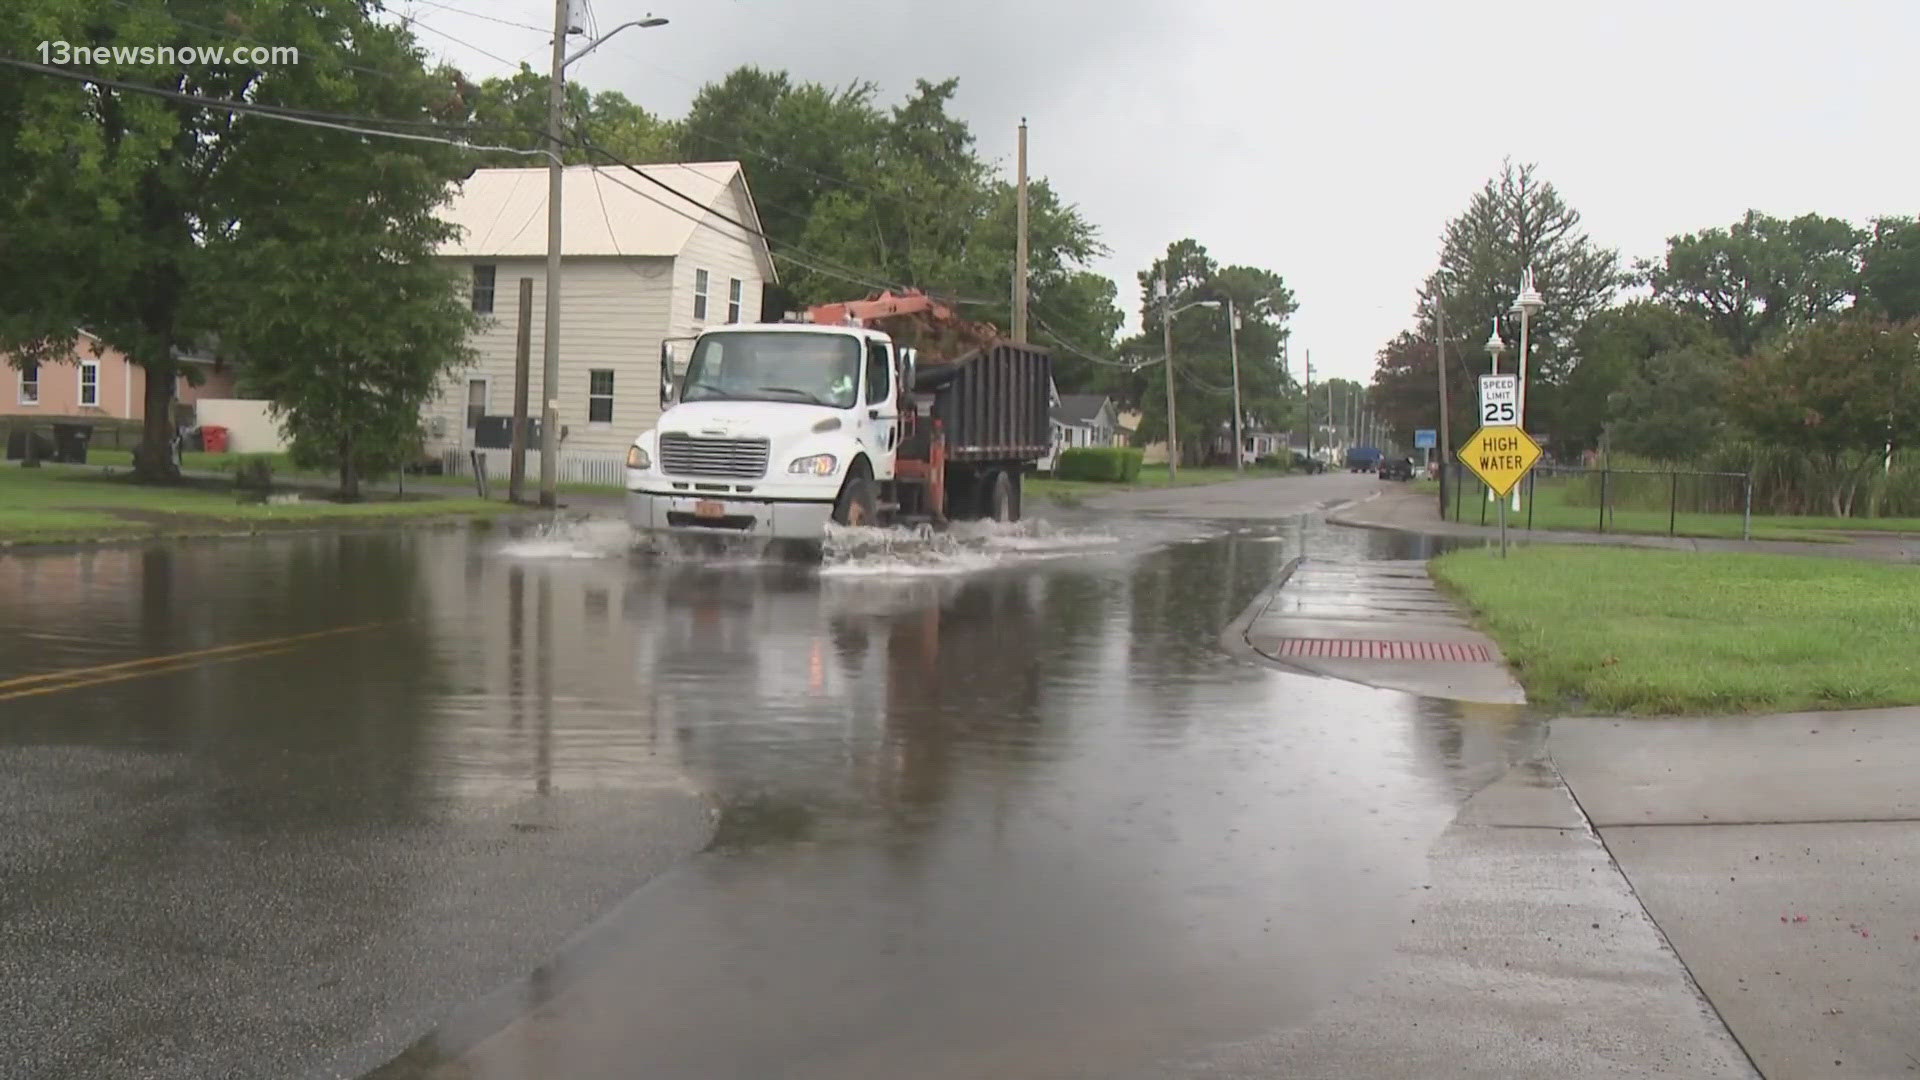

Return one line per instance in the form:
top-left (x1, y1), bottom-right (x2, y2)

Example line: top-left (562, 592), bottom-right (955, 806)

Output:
top-left (199, 44), bottom-right (477, 498)
top-left (0, 0), bottom-right (474, 481)
top-left (1115, 240), bottom-right (1298, 464)
top-left (456, 67), bottom-right (677, 167)
top-left (1564, 303), bottom-right (1731, 461)
top-left (1727, 318), bottom-right (1920, 516)
top-left (1403, 161), bottom-right (1620, 449)
top-left (1640, 210), bottom-right (1865, 354)
top-left (1861, 216), bottom-right (1920, 322)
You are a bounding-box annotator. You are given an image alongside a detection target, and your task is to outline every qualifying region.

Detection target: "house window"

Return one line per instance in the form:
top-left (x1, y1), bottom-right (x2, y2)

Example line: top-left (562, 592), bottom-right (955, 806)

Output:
top-left (18, 362), bottom-right (37, 405)
top-left (588, 369), bottom-right (614, 423)
top-left (727, 278), bottom-right (743, 323)
top-left (471, 264), bottom-right (495, 314)
top-left (693, 269), bottom-right (709, 322)
top-left (465, 378), bottom-right (487, 428)
top-left (79, 360), bottom-right (99, 407)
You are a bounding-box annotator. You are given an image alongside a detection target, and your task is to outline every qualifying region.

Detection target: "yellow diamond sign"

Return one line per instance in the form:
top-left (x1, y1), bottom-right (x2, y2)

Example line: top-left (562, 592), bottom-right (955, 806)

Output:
top-left (1459, 425), bottom-right (1542, 497)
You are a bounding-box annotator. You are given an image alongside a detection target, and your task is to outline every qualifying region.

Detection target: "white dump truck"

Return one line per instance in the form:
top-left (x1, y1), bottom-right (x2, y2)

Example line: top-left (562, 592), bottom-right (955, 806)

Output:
top-left (625, 292), bottom-right (1052, 544)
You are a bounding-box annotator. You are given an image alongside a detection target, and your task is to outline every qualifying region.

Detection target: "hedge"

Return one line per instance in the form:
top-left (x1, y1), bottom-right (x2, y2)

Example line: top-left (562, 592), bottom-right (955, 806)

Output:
top-left (1054, 447), bottom-right (1144, 482)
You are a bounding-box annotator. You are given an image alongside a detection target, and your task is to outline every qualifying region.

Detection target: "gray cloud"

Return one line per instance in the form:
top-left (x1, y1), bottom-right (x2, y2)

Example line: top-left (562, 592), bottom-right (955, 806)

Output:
top-left (404, 0), bottom-right (1920, 382)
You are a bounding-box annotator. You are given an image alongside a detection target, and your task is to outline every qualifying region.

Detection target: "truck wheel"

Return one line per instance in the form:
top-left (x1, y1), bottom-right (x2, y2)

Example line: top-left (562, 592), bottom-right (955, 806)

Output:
top-left (988, 470), bottom-right (1019, 523)
top-left (833, 475), bottom-right (878, 527)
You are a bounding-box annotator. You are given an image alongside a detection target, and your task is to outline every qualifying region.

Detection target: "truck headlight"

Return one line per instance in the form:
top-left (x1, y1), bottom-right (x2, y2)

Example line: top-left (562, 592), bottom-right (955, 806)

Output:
top-left (626, 445), bottom-right (651, 469)
top-left (788, 454), bottom-right (837, 476)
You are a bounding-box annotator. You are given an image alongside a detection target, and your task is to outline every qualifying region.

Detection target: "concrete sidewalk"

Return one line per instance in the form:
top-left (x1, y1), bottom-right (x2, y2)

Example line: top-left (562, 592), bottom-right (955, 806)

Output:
top-left (1235, 556), bottom-right (1526, 705)
top-left (1332, 487), bottom-right (1920, 564)
top-left (1552, 712), bottom-right (1920, 1079)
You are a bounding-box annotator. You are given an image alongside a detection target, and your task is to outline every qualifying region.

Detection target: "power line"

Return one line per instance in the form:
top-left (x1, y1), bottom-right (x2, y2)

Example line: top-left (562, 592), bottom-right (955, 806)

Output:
top-left (405, 0), bottom-right (552, 35)
top-left (401, 16), bottom-right (525, 71)
top-left (0, 58), bottom-right (555, 157)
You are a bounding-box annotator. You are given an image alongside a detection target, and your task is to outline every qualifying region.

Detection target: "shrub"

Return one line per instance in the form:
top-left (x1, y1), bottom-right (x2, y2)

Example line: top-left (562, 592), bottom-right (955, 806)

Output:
top-left (1055, 447), bottom-right (1144, 482)
top-left (232, 453), bottom-right (276, 492)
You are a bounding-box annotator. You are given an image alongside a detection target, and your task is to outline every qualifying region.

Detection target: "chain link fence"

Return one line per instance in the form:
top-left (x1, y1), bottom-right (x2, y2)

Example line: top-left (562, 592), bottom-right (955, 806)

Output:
top-left (1441, 462), bottom-right (1755, 540)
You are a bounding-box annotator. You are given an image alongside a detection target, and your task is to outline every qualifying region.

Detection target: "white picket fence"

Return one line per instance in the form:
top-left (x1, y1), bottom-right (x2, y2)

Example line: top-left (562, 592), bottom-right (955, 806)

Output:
top-left (440, 448), bottom-right (626, 488)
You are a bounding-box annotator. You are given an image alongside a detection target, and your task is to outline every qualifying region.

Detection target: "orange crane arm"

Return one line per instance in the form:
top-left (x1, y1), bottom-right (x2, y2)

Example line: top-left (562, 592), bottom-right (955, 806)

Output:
top-left (804, 289), bottom-right (958, 326)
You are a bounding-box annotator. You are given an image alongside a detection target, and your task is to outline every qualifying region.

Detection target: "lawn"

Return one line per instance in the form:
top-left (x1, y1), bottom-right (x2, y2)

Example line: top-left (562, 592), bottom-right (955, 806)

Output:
top-left (1026, 465), bottom-right (1287, 499)
top-left (79, 449), bottom-right (622, 496)
top-left (1441, 475), bottom-right (1920, 542)
top-left (0, 465), bottom-right (507, 544)
top-left (1431, 545), bottom-right (1920, 715)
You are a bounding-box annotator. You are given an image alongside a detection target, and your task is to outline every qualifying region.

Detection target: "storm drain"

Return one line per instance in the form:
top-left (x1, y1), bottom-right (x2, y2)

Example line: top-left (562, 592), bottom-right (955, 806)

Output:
top-left (1268, 638), bottom-right (1493, 662)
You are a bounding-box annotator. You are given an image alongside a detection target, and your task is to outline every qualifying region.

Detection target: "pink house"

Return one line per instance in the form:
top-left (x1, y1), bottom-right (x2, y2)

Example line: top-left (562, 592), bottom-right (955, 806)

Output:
top-left (1, 331), bottom-right (237, 422)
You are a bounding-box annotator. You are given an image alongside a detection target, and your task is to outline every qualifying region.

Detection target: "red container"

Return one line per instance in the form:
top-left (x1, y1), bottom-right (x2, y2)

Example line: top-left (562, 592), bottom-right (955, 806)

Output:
top-left (200, 425), bottom-right (229, 453)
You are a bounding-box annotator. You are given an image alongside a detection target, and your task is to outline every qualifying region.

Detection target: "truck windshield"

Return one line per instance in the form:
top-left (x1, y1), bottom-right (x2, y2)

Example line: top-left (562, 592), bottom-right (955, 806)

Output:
top-left (678, 332), bottom-right (861, 409)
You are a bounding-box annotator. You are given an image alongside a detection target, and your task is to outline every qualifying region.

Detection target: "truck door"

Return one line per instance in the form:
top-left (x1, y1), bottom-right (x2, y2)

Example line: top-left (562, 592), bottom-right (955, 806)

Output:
top-left (863, 339), bottom-right (900, 480)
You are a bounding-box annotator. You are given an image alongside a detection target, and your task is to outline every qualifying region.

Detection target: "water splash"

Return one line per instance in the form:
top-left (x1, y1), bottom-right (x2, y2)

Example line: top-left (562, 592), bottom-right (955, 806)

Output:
top-left (495, 517), bottom-right (637, 560)
top-left (819, 518), bottom-right (1120, 577)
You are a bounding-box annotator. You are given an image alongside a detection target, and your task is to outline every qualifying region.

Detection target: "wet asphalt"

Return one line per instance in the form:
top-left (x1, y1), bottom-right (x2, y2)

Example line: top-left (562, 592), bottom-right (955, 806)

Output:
top-left (0, 473), bottom-right (1544, 1079)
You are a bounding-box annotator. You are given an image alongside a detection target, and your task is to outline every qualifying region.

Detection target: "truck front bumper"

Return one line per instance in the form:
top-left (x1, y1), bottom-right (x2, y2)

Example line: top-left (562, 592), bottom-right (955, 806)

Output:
top-left (626, 489), bottom-right (836, 541)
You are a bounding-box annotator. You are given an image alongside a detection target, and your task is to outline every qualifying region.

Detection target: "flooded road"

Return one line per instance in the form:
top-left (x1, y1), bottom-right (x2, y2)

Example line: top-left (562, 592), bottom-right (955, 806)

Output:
top-left (0, 477), bottom-right (1536, 1079)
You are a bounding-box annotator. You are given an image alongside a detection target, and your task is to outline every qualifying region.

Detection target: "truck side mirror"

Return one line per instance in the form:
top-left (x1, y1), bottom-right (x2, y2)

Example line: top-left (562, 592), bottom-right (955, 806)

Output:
top-left (659, 341), bottom-right (677, 409)
top-left (898, 346), bottom-right (917, 396)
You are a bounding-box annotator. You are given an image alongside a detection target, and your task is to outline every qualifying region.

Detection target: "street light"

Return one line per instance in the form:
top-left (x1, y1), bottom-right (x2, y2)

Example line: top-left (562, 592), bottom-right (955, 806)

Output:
top-left (539, 7), bottom-right (670, 507)
top-left (1483, 322), bottom-right (1508, 505)
top-left (1153, 278), bottom-right (1219, 480)
top-left (1506, 267), bottom-right (1543, 510)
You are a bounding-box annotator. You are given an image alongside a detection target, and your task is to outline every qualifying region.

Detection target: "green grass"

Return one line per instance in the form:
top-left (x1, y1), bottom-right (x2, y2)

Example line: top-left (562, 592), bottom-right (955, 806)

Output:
top-left (1026, 464), bottom-right (1280, 499)
top-left (1442, 477), bottom-right (1907, 542)
top-left (1431, 545), bottom-right (1920, 715)
top-left (0, 465), bottom-right (507, 543)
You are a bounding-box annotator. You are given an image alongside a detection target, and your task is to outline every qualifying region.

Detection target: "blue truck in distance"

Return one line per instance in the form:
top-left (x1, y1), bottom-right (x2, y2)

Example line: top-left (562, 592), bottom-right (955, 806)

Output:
top-left (1344, 446), bottom-right (1382, 473)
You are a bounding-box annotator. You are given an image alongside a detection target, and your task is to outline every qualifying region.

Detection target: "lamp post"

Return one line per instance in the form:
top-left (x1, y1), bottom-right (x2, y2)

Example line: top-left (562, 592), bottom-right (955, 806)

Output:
top-left (540, 6), bottom-right (669, 507)
top-left (1153, 280), bottom-right (1221, 479)
top-left (1507, 267), bottom-right (1543, 511)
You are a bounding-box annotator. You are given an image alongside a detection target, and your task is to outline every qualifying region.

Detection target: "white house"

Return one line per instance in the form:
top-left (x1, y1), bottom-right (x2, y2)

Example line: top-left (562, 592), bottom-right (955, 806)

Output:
top-left (1041, 394), bottom-right (1122, 472)
top-left (427, 162), bottom-right (776, 484)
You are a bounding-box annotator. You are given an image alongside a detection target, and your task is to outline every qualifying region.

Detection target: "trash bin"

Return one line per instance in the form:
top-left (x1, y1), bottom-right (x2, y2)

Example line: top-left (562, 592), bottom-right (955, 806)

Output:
top-left (50, 423), bottom-right (92, 464)
top-left (200, 425), bottom-right (230, 453)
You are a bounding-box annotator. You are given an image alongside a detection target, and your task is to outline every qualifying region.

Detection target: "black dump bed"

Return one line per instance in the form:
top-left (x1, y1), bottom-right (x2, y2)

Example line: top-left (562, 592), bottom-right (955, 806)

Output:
top-left (912, 342), bottom-right (1053, 464)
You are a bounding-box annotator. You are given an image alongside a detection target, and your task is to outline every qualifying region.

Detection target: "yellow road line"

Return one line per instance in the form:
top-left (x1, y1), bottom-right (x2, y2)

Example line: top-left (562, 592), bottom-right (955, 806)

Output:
top-left (0, 623), bottom-right (384, 693)
top-left (0, 645), bottom-right (305, 703)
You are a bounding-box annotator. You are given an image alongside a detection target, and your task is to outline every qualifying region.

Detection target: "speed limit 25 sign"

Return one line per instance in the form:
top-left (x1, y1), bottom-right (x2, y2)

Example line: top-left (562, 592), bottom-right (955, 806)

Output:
top-left (1479, 375), bottom-right (1518, 425)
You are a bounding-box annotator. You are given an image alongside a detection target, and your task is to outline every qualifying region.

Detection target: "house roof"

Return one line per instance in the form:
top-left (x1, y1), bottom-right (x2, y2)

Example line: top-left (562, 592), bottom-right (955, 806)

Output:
top-left (436, 162), bottom-right (774, 277)
top-left (1053, 394), bottom-right (1111, 426)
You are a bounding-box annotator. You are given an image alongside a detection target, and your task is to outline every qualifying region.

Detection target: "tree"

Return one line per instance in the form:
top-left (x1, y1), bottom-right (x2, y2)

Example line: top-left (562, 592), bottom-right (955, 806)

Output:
top-left (1410, 161), bottom-right (1621, 447)
top-left (1727, 318), bottom-right (1920, 516)
top-left (1640, 210), bottom-right (1865, 354)
top-left (0, 0), bottom-right (474, 481)
top-left (1861, 216), bottom-right (1920, 322)
top-left (192, 12), bottom-right (479, 498)
top-left (1562, 302), bottom-right (1731, 460)
top-left (1122, 240), bottom-right (1298, 464)
top-left (454, 68), bottom-right (678, 167)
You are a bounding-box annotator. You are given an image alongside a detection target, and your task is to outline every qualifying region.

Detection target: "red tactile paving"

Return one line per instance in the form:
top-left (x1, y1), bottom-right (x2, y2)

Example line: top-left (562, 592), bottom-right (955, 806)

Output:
top-left (1268, 638), bottom-right (1493, 662)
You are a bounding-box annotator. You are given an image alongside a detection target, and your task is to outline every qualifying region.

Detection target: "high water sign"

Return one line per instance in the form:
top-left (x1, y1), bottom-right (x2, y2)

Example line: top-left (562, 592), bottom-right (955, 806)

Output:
top-left (1459, 424), bottom-right (1541, 498)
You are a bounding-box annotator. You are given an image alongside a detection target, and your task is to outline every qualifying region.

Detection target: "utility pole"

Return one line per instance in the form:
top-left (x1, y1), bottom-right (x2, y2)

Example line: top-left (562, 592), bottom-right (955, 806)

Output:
top-left (1303, 347), bottom-right (1314, 464)
top-left (1158, 276), bottom-right (1180, 480)
top-left (1012, 119), bottom-right (1029, 344)
top-left (540, 0), bottom-right (570, 509)
top-left (1434, 289), bottom-right (1450, 515)
top-left (1226, 298), bottom-right (1243, 473)
top-left (509, 276), bottom-right (534, 503)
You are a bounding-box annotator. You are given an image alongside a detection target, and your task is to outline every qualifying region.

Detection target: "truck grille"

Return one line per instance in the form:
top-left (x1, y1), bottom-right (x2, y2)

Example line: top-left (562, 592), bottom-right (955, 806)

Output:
top-left (658, 433), bottom-right (770, 479)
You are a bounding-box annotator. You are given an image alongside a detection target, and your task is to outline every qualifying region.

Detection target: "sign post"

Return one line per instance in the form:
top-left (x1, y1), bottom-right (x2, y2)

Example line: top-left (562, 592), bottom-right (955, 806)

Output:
top-left (1458, 421), bottom-right (1543, 559)
top-left (1414, 428), bottom-right (1436, 477)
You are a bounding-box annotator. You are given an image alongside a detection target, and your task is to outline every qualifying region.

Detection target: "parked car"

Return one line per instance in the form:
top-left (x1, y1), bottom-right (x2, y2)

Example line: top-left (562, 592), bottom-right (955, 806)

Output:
top-left (1290, 451), bottom-right (1326, 474)
top-left (1378, 456), bottom-right (1415, 481)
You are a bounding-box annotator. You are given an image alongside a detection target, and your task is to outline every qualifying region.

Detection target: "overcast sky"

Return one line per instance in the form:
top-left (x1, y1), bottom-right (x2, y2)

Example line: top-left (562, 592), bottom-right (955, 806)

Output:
top-left (401, 0), bottom-right (1920, 383)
